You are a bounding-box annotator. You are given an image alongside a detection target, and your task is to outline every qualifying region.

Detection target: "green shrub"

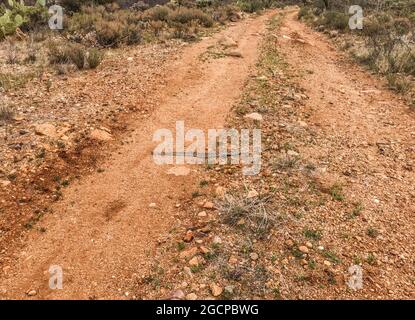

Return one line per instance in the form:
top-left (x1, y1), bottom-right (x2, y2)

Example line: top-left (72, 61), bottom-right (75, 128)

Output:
top-left (47, 41), bottom-right (71, 64)
top-left (320, 11), bottom-right (349, 30)
top-left (68, 44), bottom-right (86, 69)
top-left (86, 48), bottom-right (103, 69)
top-left (47, 41), bottom-right (88, 69)
top-left (95, 20), bottom-right (125, 47)
top-left (237, 0), bottom-right (262, 13)
top-left (386, 74), bottom-right (412, 93)
top-left (170, 8), bottom-right (213, 28)
top-left (124, 23), bottom-right (142, 45)
top-left (237, 0), bottom-right (267, 13)
top-left (145, 6), bottom-right (171, 21)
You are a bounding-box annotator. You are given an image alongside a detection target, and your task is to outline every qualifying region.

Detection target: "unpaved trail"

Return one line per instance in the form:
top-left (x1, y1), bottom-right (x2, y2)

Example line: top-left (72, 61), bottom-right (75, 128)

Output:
top-left (0, 12), bottom-right (274, 299)
top-left (274, 10), bottom-right (414, 298)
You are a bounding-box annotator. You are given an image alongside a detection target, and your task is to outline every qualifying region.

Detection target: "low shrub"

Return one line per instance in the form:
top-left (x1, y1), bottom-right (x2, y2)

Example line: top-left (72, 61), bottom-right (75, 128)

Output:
top-left (319, 11), bottom-right (349, 31)
top-left (169, 7), bottom-right (214, 28)
top-left (68, 44), bottom-right (86, 69)
top-left (95, 20), bottom-right (125, 47)
top-left (86, 48), bottom-right (103, 69)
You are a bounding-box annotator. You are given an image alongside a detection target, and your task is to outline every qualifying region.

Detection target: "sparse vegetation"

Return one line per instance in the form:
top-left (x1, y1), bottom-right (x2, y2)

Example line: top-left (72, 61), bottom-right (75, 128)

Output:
top-left (0, 105), bottom-right (15, 141)
top-left (218, 192), bottom-right (275, 236)
top-left (298, 0), bottom-right (415, 105)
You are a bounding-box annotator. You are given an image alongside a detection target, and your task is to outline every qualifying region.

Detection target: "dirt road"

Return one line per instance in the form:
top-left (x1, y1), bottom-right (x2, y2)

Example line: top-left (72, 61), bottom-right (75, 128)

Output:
top-left (0, 11), bottom-right (274, 299)
top-left (1, 8), bottom-right (414, 299)
top-left (275, 10), bottom-right (414, 298)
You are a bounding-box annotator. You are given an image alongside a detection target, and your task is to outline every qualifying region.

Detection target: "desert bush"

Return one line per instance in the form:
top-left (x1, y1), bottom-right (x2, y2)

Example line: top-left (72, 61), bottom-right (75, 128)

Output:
top-left (387, 74), bottom-right (412, 93)
top-left (169, 7), bottom-right (214, 27)
top-left (145, 5), bottom-right (171, 21)
top-left (86, 48), bottom-right (103, 69)
top-left (196, 0), bottom-right (213, 8)
top-left (237, 0), bottom-right (265, 13)
top-left (47, 41), bottom-right (71, 64)
top-left (318, 10), bottom-right (349, 30)
top-left (60, 0), bottom-right (114, 12)
top-left (123, 23), bottom-right (142, 44)
top-left (68, 44), bottom-right (86, 69)
top-left (47, 41), bottom-right (89, 69)
top-left (0, 105), bottom-right (15, 141)
top-left (95, 20), bottom-right (125, 47)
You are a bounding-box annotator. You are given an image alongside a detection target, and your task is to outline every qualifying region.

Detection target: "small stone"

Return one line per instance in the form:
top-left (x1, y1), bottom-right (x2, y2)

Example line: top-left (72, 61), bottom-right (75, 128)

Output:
top-left (180, 247), bottom-right (198, 259)
top-left (318, 246), bottom-right (324, 251)
top-left (170, 289), bottom-right (185, 300)
top-left (149, 203), bottom-right (157, 208)
top-left (198, 211), bottom-right (207, 217)
top-left (298, 246), bottom-right (309, 254)
top-left (183, 230), bottom-right (194, 242)
top-left (27, 290), bottom-right (37, 297)
top-left (247, 189), bottom-right (259, 198)
top-left (224, 285), bottom-right (235, 296)
top-left (210, 283), bottom-right (223, 297)
top-left (90, 129), bottom-right (114, 141)
top-left (306, 242), bottom-right (313, 249)
top-left (189, 256), bottom-right (204, 267)
top-left (226, 50), bottom-right (243, 58)
top-left (215, 186), bottom-right (226, 199)
top-left (323, 260), bottom-right (332, 267)
top-left (203, 201), bottom-right (215, 210)
top-left (186, 293), bottom-right (198, 300)
top-left (199, 246), bottom-right (210, 254)
top-left (219, 36), bottom-right (238, 48)
top-left (244, 112), bottom-right (263, 122)
top-left (285, 239), bottom-right (294, 247)
top-left (250, 252), bottom-right (259, 261)
top-left (212, 236), bottom-right (222, 245)
top-left (35, 123), bottom-right (57, 138)
top-left (0, 180), bottom-right (11, 187)
top-left (183, 267), bottom-right (193, 278)
top-left (228, 256), bottom-right (238, 264)
top-left (287, 150), bottom-right (299, 157)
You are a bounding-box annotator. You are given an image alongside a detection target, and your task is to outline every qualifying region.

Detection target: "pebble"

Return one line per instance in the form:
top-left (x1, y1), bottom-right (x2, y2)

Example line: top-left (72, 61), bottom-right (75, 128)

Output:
top-left (210, 283), bottom-right (223, 297)
top-left (323, 260), bottom-right (332, 267)
top-left (170, 289), bottom-right (185, 300)
top-left (247, 189), bottom-right (259, 198)
top-left (224, 285), bottom-right (235, 296)
top-left (198, 211), bottom-right (207, 217)
top-left (228, 256), bottom-right (238, 264)
top-left (186, 293), bottom-right (198, 300)
top-left (27, 290), bottom-right (37, 297)
top-left (212, 236), bottom-right (222, 245)
top-left (244, 112), bottom-right (263, 122)
top-left (203, 201), bottom-right (215, 209)
top-left (249, 252), bottom-right (259, 261)
top-left (215, 186), bottom-right (226, 198)
top-left (298, 246), bottom-right (309, 254)
top-left (179, 247), bottom-right (198, 259)
top-left (285, 239), bottom-right (294, 247)
top-left (183, 230), bottom-right (194, 242)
